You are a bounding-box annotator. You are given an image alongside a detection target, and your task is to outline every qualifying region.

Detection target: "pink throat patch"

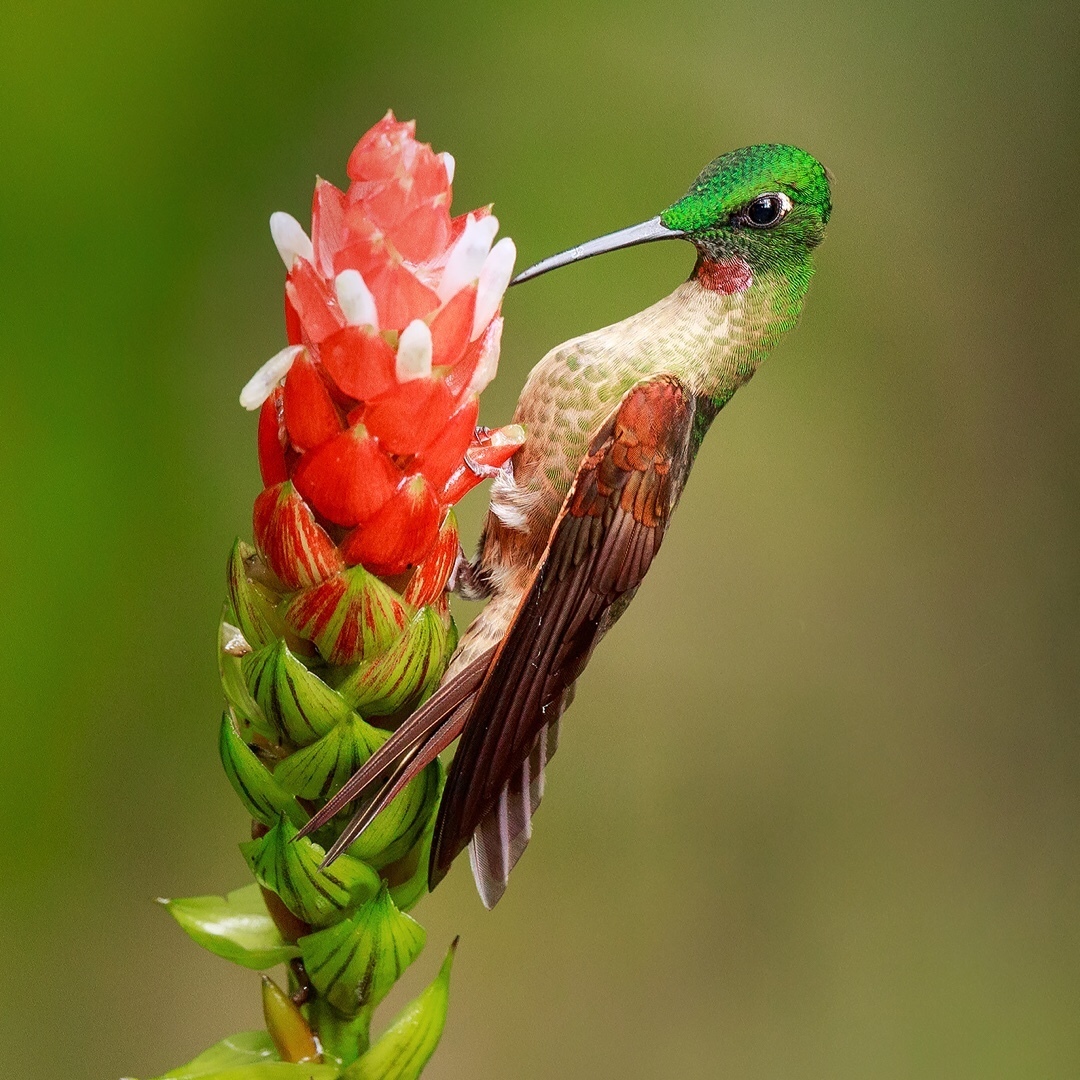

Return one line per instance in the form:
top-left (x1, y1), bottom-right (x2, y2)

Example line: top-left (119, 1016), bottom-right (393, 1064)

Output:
top-left (696, 258), bottom-right (752, 294)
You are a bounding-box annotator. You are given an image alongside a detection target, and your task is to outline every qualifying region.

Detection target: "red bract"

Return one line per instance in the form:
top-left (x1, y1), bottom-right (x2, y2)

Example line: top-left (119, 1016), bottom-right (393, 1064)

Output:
top-left (240, 112), bottom-right (525, 622)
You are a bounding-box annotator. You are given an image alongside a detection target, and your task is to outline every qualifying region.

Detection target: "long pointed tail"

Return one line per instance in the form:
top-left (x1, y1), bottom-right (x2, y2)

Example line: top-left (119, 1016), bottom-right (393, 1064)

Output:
top-left (297, 650), bottom-right (494, 859)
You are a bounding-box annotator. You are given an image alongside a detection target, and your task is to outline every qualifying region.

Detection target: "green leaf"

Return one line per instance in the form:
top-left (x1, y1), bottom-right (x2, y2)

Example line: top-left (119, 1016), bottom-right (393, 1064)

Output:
top-left (228, 539), bottom-right (286, 648)
top-left (298, 885), bottom-right (425, 1015)
top-left (152, 1063), bottom-right (339, 1079)
top-left (243, 639), bottom-right (353, 746)
top-left (160, 883), bottom-right (300, 970)
top-left (337, 606), bottom-right (451, 717)
top-left (220, 712), bottom-right (307, 827)
top-left (143, 1029), bottom-right (340, 1079)
top-left (345, 759), bottom-right (443, 871)
top-left (340, 940), bottom-right (457, 1080)
top-left (151, 1030), bottom-right (275, 1077)
top-left (219, 608), bottom-right (275, 741)
top-left (240, 817), bottom-right (379, 928)
top-left (273, 713), bottom-right (386, 802)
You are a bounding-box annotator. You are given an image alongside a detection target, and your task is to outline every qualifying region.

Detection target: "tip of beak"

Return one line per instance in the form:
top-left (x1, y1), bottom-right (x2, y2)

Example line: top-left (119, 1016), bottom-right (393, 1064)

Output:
top-left (509, 264), bottom-right (543, 286)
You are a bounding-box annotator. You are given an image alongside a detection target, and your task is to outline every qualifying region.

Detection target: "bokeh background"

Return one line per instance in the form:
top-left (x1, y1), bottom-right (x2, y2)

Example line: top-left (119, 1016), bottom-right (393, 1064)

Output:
top-left (3, 2), bottom-right (1079, 1077)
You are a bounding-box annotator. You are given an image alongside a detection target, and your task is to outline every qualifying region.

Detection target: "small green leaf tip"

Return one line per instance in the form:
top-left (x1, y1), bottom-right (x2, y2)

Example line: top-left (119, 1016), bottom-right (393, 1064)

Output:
top-left (340, 939), bottom-right (457, 1080)
top-left (161, 882), bottom-right (301, 970)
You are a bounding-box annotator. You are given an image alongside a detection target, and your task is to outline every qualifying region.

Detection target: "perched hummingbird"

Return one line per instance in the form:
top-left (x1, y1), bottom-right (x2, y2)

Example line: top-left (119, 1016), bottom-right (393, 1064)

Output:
top-left (300, 144), bottom-right (832, 906)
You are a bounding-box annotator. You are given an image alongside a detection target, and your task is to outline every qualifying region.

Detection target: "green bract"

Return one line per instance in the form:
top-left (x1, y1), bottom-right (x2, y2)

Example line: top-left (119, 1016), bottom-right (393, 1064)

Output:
top-left (338, 607), bottom-right (452, 715)
top-left (299, 885), bottom-right (425, 1014)
top-left (228, 540), bottom-right (287, 649)
top-left (243, 640), bottom-right (353, 746)
top-left (218, 612), bottom-right (273, 741)
top-left (344, 759), bottom-right (443, 870)
top-left (240, 817), bottom-right (380, 928)
top-left (284, 565), bottom-right (412, 666)
top-left (220, 712), bottom-right (306, 827)
top-left (273, 713), bottom-right (385, 802)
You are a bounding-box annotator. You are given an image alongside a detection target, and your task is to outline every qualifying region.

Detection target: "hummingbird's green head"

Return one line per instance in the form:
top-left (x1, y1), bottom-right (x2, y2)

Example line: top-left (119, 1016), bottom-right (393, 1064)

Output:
top-left (511, 143), bottom-right (830, 290)
top-left (660, 144), bottom-right (831, 276)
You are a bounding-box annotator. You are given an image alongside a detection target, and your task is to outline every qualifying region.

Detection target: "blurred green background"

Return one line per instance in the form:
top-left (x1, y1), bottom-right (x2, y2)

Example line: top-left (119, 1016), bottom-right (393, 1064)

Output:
top-left (3, 1), bottom-right (1078, 1077)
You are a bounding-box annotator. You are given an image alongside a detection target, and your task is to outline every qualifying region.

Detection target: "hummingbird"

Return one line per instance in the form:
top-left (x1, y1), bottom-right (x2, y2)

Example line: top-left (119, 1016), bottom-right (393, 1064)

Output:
top-left (299, 144), bottom-right (832, 907)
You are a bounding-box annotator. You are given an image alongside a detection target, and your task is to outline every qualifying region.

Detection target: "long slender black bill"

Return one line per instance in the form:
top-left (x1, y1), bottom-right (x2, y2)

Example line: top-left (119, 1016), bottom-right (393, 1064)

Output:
top-left (510, 216), bottom-right (684, 286)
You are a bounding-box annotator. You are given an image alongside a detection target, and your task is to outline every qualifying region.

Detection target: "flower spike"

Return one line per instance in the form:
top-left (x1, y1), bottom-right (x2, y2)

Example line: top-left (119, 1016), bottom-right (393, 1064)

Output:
top-left (163, 113), bottom-right (521, 1079)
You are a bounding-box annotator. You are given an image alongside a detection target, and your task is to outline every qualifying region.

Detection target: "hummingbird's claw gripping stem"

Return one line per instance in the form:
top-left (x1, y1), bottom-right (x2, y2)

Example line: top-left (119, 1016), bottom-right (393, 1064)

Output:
top-left (449, 545), bottom-right (491, 601)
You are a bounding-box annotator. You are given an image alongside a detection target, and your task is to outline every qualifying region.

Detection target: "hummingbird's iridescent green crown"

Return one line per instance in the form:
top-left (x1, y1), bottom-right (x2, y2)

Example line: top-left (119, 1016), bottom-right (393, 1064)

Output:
top-left (662, 144), bottom-right (831, 233)
top-left (661, 144), bottom-right (831, 273)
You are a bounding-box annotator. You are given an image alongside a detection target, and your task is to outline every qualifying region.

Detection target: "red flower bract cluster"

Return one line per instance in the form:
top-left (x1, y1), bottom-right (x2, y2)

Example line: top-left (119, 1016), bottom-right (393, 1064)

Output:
top-left (243, 114), bottom-right (523, 586)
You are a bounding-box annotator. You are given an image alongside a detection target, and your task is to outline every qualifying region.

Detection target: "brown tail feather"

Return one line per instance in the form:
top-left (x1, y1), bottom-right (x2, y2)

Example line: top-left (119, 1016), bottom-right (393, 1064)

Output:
top-left (298, 649), bottom-right (494, 846)
top-left (320, 698), bottom-right (473, 865)
top-left (466, 700), bottom-right (568, 908)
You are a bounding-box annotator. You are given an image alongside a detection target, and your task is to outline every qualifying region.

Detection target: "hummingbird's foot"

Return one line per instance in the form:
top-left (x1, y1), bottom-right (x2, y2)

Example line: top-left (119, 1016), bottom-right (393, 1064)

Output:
top-left (449, 545), bottom-right (492, 600)
top-left (462, 449), bottom-right (509, 480)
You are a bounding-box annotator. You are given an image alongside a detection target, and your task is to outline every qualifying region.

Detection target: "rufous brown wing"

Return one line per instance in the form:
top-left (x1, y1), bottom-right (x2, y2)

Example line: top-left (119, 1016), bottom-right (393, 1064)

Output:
top-left (430, 374), bottom-right (697, 904)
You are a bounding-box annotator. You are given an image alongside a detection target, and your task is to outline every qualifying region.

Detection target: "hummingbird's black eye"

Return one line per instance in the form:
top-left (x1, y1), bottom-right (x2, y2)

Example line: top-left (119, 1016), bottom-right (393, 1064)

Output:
top-left (744, 193), bottom-right (790, 228)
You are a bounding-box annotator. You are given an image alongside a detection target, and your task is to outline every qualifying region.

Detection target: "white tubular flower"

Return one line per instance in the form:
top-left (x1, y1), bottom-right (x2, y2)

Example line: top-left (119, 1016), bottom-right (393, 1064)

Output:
top-left (472, 237), bottom-right (516, 340)
top-left (269, 212), bottom-right (314, 269)
top-left (239, 345), bottom-right (304, 410)
top-left (334, 270), bottom-right (379, 329)
top-left (437, 214), bottom-right (500, 302)
top-left (467, 316), bottom-right (503, 396)
top-left (396, 319), bottom-right (434, 382)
